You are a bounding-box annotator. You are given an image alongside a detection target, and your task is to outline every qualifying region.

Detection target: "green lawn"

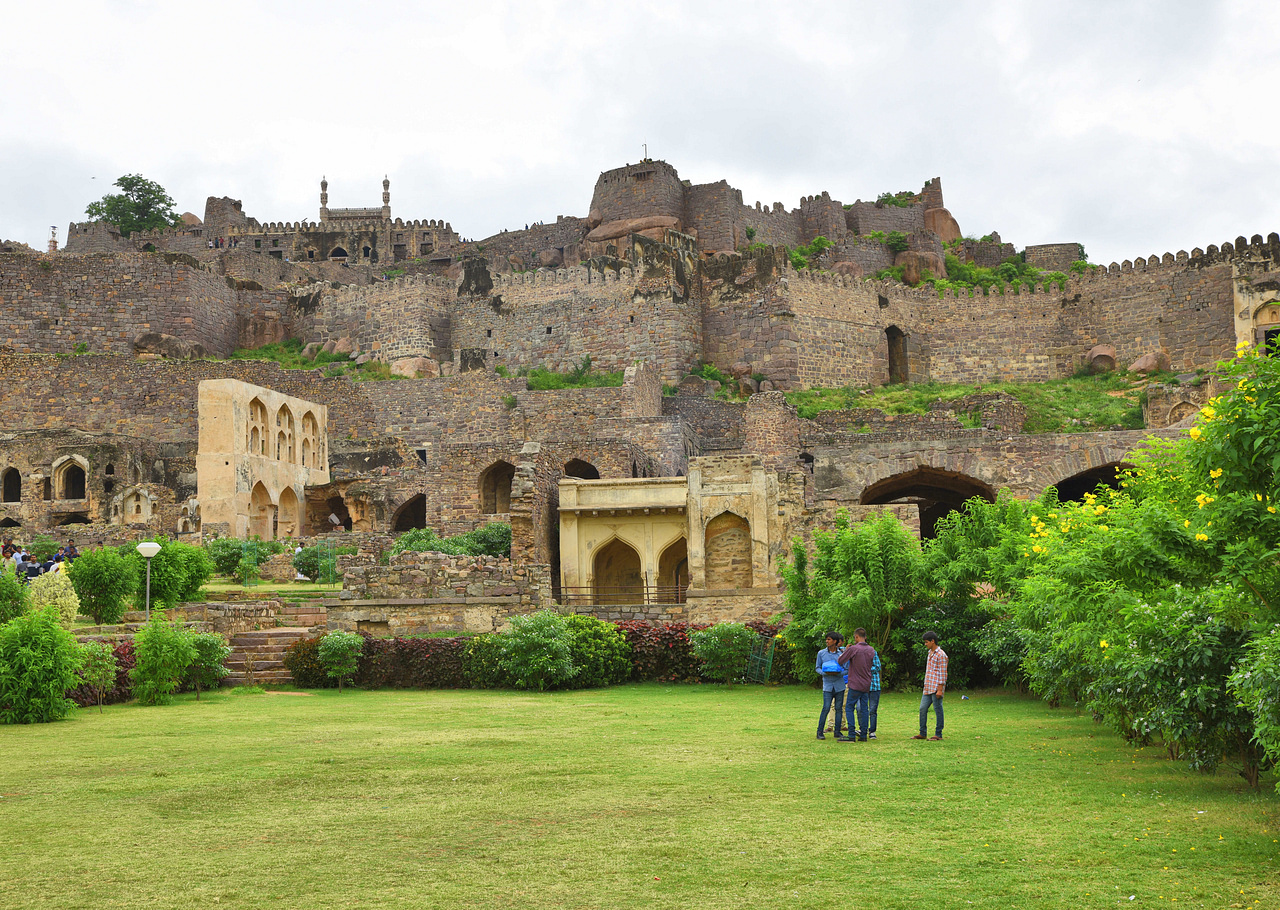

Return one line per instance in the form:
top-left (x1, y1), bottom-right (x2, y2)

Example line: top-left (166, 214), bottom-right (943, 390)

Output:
top-left (1, 687), bottom-right (1275, 909)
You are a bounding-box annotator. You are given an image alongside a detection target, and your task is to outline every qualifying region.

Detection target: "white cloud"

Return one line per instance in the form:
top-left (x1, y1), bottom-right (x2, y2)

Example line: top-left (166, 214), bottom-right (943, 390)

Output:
top-left (2, 0), bottom-right (1278, 264)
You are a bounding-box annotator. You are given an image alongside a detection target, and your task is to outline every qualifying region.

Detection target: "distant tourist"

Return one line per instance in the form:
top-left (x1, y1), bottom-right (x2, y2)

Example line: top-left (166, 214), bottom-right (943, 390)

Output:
top-left (913, 631), bottom-right (948, 741)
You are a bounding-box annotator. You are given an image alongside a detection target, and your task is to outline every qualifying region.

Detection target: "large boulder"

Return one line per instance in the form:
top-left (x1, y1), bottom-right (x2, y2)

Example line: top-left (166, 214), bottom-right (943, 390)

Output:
top-left (1130, 351), bottom-right (1171, 374)
top-left (391, 357), bottom-right (440, 379)
top-left (132, 332), bottom-right (206, 360)
top-left (924, 207), bottom-right (962, 244)
top-left (894, 250), bottom-right (946, 287)
top-left (1086, 344), bottom-right (1116, 373)
top-left (301, 342), bottom-right (321, 359)
top-left (333, 337), bottom-right (355, 355)
top-left (537, 248), bottom-right (563, 269)
top-left (831, 260), bottom-right (864, 279)
top-left (586, 215), bottom-right (681, 243)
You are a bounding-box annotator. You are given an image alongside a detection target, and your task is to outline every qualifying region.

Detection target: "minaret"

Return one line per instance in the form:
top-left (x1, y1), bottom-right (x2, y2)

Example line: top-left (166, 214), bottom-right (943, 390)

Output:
top-left (319, 176), bottom-right (329, 222)
top-left (382, 176), bottom-right (391, 221)
top-left (47, 226), bottom-right (58, 253)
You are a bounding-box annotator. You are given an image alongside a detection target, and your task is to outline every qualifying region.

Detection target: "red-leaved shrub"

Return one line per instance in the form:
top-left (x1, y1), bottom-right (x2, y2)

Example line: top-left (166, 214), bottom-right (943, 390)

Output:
top-left (615, 620), bottom-right (707, 682)
top-left (355, 633), bottom-right (468, 689)
top-left (67, 640), bottom-right (136, 707)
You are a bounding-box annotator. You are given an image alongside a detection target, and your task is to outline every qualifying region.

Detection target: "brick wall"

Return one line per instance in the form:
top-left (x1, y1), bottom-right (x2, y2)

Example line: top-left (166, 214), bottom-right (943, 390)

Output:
top-left (589, 160), bottom-right (686, 224)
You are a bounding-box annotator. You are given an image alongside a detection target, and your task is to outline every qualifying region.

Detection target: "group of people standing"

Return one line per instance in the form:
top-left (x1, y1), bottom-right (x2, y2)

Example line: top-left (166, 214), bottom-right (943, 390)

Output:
top-left (815, 629), bottom-right (948, 741)
top-left (2, 538), bottom-right (79, 580)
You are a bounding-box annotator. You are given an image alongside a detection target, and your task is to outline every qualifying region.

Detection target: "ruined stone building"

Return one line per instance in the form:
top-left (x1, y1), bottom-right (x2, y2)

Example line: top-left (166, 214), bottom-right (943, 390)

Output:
top-left (6, 157), bottom-right (1279, 622)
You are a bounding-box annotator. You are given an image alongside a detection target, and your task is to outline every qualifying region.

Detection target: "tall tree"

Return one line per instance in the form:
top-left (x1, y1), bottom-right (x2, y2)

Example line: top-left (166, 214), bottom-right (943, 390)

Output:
top-left (84, 174), bottom-right (181, 237)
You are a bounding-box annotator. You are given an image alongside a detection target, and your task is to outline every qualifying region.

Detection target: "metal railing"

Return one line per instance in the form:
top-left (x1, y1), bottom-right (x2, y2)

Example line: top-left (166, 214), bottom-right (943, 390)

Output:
top-left (559, 584), bottom-right (687, 607)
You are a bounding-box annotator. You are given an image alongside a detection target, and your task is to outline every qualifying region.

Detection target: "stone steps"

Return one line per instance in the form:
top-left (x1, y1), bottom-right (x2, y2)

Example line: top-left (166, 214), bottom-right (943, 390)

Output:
top-left (225, 627), bottom-right (311, 687)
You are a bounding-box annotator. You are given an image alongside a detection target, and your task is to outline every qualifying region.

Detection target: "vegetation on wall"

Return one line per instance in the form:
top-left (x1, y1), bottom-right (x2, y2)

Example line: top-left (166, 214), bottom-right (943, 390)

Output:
top-left (224, 338), bottom-right (404, 382)
top-left (84, 174), bottom-right (182, 237)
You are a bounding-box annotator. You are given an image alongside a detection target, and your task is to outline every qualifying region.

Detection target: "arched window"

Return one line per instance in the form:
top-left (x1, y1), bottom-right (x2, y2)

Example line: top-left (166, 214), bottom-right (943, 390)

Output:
top-left (1, 468), bottom-right (20, 503)
top-left (55, 460), bottom-right (87, 500)
top-left (479, 461), bottom-right (515, 514)
top-left (330, 247), bottom-right (349, 259)
top-left (564, 459), bottom-right (600, 480)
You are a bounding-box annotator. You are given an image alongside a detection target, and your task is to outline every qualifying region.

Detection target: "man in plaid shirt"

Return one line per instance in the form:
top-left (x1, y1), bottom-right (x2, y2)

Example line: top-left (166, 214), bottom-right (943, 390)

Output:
top-left (913, 630), bottom-right (947, 741)
top-left (868, 647), bottom-right (881, 740)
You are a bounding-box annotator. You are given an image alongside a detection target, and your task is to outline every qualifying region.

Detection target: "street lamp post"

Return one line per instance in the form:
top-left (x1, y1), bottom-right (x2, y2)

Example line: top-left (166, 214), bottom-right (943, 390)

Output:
top-left (136, 541), bottom-right (162, 620)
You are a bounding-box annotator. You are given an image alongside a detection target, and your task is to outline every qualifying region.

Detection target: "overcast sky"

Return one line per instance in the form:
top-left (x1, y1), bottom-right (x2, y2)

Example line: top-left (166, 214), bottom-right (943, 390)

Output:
top-left (3, 0), bottom-right (1278, 265)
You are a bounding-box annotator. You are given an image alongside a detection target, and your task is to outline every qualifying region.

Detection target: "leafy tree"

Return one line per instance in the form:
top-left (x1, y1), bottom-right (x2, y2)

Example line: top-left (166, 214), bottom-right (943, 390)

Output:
top-left (690, 622), bottom-right (758, 683)
top-left (1231, 628), bottom-right (1280, 786)
top-left (130, 611), bottom-right (196, 706)
top-left (293, 543), bottom-right (356, 582)
top-left (780, 509), bottom-right (923, 658)
top-left (28, 571), bottom-right (81, 627)
top-left (0, 608), bottom-right (82, 723)
top-left (28, 535), bottom-right (59, 563)
top-left (317, 631), bottom-right (363, 691)
top-left (84, 174), bottom-right (181, 237)
top-left (0, 565), bottom-right (29, 623)
top-left (77, 641), bottom-right (118, 713)
top-left (498, 610), bottom-right (577, 691)
top-left (119, 539), bottom-right (212, 610)
top-left (68, 547), bottom-right (139, 625)
top-left (187, 633), bottom-right (230, 699)
top-left (391, 523), bottom-right (511, 559)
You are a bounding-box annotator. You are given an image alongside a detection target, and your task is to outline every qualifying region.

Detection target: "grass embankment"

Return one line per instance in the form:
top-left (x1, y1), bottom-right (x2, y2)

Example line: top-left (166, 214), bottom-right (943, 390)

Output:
top-left (225, 338), bottom-right (400, 381)
top-left (787, 371), bottom-right (1160, 432)
top-left (2, 687), bottom-right (1274, 909)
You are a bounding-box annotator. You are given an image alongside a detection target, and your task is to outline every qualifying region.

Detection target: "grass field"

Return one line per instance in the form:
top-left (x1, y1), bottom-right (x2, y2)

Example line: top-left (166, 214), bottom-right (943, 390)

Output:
top-left (2, 686), bottom-right (1275, 909)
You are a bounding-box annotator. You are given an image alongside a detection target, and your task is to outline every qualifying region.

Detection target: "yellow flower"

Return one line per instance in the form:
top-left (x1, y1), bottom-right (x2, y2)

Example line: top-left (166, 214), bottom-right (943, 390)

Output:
top-left (1210, 468), bottom-right (1223, 479)
top-left (1258, 494), bottom-right (1265, 502)
top-left (1196, 533), bottom-right (1209, 541)
top-left (1099, 525), bottom-right (1108, 531)
top-left (1188, 427), bottom-right (1202, 440)
top-left (1184, 520), bottom-right (1191, 527)
top-left (1202, 407), bottom-right (1216, 420)
top-left (1094, 505), bottom-right (1107, 515)
top-left (1099, 640), bottom-right (1109, 649)
top-left (1269, 507), bottom-right (1276, 514)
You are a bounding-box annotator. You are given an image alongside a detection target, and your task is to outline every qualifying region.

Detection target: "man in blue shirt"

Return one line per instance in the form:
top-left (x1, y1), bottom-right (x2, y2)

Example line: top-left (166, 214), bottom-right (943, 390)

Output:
top-left (814, 632), bottom-right (846, 740)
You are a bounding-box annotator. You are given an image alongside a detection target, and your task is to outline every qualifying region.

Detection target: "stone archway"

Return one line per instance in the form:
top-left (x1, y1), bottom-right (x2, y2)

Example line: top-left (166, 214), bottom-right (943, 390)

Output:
top-left (704, 512), bottom-right (752, 589)
top-left (657, 537), bottom-right (688, 603)
top-left (391, 494), bottom-right (427, 532)
top-left (564, 459), bottom-right (600, 480)
top-left (1050, 462), bottom-right (1131, 502)
top-left (249, 482), bottom-right (274, 539)
top-left (592, 538), bottom-right (643, 605)
top-left (479, 461), bottom-right (515, 514)
top-left (861, 466), bottom-right (996, 538)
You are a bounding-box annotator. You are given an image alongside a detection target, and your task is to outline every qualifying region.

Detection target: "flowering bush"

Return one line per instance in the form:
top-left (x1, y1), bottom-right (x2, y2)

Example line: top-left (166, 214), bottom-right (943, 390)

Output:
top-left (28, 571), bottom-right (81, 627)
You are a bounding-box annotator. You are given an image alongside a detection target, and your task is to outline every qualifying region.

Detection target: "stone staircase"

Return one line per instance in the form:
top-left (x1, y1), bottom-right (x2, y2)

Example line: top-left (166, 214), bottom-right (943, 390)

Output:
top-left (225, 627), bottom-right (311, 686)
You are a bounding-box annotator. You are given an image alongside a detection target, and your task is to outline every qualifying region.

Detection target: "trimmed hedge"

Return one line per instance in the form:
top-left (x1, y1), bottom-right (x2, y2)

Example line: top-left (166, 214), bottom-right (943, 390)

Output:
top-left (280, 620), bottom-right (804, 691)
top-left (355, 633), bottom-right (467, 689)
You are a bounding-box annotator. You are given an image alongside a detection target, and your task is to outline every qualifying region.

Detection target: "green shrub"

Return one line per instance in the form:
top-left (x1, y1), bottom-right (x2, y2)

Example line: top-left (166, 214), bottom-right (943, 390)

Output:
top-left (462, 633), bottom-right (505, 689)
top-left (130, 611), bottom-right (197, 706)
top-left (500, 610), bottom-right (577, 691)
top-left (0, 607), bottom-right (82, 723)
top-left (205, 538), bottom-right (245, 575)
top-left (293, 543), bottom-right (357, 582)
top-left (318, 631), bottom-right (364, 691)
top-left (28, 571), bottom-right (81, 627)
top-left (68, 547), bottom-right (137, 624)
top-left (563, 615), bottom-right (632, 688)
top-left (1231, 629), bottom-right (1280, 784)
top-left (120, 539), bottom-right (212, 609)
top-left (76, 640), bottom-right (118, 713)
top-left (0, 565), bottom-right (29, 623)
top-left (391, 524), bottom-right (511, 559)
top-left (886, 231), bottom-right (910, 253)
top-left (187, 633), bottom-right (230, 698)
top-left (282, 637), bottom-right (336, 688)
top-left (234, 549), bottom-right (260, 586)
top-left (876, 190), bottom-right (916, 207)
top-left (28, 535), bottom-right (60, 563)
top-left (690, 622), bottom-right (758, 683)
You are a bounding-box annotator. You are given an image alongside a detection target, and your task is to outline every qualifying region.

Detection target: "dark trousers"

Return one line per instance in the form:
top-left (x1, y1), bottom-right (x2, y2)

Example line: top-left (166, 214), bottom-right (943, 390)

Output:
top-left (845, 689), bottom-right (870, 737)
top-left (819, 689), bottom-right (845, 734)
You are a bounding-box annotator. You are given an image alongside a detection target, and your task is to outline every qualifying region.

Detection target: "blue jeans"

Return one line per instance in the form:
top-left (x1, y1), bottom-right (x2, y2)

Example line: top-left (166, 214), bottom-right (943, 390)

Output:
top-left (920, 692), bottom-right (944, 737)
top-left (868, 689), bottom-right (880, 734)
top-left (819, 689), bottom-right (845, 734)
top-left (846, 689), bottom-right (869, 737)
